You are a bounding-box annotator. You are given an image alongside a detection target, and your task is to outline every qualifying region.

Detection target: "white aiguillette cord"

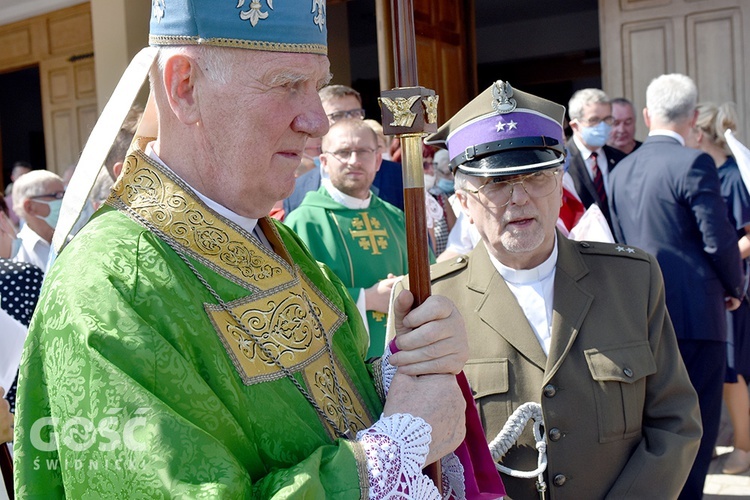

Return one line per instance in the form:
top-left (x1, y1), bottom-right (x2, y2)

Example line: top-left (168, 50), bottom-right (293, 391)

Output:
top-left (53, 46), bottom-right (158, 255)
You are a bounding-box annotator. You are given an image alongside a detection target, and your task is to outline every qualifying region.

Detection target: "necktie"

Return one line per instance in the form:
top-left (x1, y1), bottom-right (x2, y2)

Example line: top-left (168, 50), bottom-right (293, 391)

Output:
top-left (591, 151), bottom-right (606, 205)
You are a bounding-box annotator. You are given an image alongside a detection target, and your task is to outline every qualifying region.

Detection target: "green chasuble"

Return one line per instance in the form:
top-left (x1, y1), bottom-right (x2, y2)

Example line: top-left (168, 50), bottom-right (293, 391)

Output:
top-left (13, 139), bottom-right (384, 499)
top-left (284, 188), bottom-right (411, 358)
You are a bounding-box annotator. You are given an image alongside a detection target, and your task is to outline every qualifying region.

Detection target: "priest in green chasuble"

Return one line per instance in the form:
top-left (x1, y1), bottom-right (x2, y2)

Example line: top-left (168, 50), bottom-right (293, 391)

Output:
top-left (9, 1), bottom-right (490, 498)
top-left (286, 119), bottom-right (421, 358)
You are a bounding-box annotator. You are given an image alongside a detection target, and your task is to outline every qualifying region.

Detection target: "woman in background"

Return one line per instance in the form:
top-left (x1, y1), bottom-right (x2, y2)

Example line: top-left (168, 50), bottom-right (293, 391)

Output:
top-left (692, 102), bottom-right (750, 474)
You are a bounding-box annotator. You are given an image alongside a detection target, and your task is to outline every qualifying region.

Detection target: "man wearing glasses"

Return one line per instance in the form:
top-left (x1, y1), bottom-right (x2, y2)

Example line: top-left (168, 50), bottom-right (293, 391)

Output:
top-left (424, 80), bottom-right (701, 498)
top-left (284, 85), bottom-right (404, 215)
top-left (566, 88), bottom-right (626, 232)
top-left (11, 170), bottom-right (65, 272)
top-left (285, 119), bottom-right (412, 357)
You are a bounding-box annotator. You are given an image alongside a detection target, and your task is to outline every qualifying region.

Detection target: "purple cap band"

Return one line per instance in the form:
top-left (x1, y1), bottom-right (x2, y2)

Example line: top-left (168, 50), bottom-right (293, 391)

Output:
top-left (447, 110), bottom-right (563, 163)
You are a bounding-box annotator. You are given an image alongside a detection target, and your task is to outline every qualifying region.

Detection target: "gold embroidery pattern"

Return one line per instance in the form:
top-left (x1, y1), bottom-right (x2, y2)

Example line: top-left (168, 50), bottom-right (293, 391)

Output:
top-left (206, 273), bottom-right (345, 384)
top-left (109, 139), bottom-right (289, 291)
top-left (349, 213), bottom-right (389, 255)
top-left (303, 355), bottom-right (375, 440)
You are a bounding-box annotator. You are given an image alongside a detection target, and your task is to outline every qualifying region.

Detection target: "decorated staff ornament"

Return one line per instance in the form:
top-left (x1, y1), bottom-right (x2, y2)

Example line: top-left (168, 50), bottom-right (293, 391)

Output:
top-left (378, 87), bottom-right (438, 136)
top-left (426, 80), bottom-right (566, 178)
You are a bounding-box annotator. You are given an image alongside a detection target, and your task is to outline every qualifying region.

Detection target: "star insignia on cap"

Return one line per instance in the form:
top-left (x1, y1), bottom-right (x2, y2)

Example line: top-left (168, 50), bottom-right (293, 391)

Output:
top-left (507, 120), bottom-right (518, 130)
top-left (616, 246), bottom-right (625, 252)
top-left (496, 121), bottom-right (506, 132)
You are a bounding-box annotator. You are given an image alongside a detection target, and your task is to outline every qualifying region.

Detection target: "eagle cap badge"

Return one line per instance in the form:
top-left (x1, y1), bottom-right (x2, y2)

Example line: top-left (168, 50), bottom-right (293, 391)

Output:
top-left (492, 80), bottom-right (517, 114)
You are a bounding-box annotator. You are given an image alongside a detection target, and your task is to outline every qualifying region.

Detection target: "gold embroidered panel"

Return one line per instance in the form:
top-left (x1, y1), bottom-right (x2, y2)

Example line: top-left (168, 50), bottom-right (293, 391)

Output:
top-left (108, 138), bottom-right (291, 291)
top-left (302, 355), bottom-right (375, 440)
top-left (205, 273), bottom-right (345, 384)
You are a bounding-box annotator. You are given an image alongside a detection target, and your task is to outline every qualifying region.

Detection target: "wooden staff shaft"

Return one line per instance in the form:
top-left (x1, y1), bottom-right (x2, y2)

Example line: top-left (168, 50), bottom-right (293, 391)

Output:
top-left (1, 443), bottom-right (13, 499)
top-left (389, 0), bottom-right (440, 490)
top-left (390, 0), bottom-right (418, 87)
top-left (400, 135), bottom-right (431, 307)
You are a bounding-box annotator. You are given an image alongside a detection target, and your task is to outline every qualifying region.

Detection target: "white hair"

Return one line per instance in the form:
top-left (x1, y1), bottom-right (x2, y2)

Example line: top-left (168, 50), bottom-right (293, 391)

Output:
top-left (149, 45), bottom-right (236, 96)
top-left (13, 170), bottom-right (63, 217)
top-left (646, 74), bottom-right (697, 124)
top-left (568, 88), bottom-right (609, 121)
top-left (453, 170), bottom-right (472, 192)
top-left (434, 149), bottom-right (451, 175)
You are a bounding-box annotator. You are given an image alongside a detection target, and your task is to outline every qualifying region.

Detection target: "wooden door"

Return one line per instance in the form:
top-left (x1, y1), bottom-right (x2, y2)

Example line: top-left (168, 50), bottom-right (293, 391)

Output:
top-left (39, 54), bottom-right (98, 174)
top-left (376, 0), bottom-right (475, 124)
top-left (0, 3), bottom-right (96, 176)
top-left (600, 0), bottom-right (750, 141)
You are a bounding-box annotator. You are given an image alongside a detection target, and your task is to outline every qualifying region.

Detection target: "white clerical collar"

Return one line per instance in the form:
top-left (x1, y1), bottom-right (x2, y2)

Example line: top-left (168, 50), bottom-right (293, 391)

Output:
top-left (322, 179), bottom-right (372, 209)
top-left (649, 129), bottom-right (685, 146)
top-left (487, 235), bottom-right (558, 284)
top-left (145, 142), bottom-right (258, 235)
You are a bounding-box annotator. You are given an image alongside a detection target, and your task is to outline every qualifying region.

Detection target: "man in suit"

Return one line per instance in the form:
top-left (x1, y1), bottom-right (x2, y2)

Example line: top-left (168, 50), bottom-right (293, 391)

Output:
top-left (283, 85), bottom-right (404, 215)
top-left (610, 73), bottom-right (744, 499)
top-left (566, 88), bottom-right (625, 231)
top-left (424, 79), bottom-right (701, 498)
top-left (608, 97), bottom-right (643, 154)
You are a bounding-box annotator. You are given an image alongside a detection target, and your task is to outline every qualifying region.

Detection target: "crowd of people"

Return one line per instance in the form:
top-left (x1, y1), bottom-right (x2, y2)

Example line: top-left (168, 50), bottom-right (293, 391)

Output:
top-left (2, 1), bottom-right (750, 498)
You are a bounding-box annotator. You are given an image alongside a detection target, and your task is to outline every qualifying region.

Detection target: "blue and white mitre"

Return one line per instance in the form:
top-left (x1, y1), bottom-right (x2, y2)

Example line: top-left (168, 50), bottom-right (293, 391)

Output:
top-left (149, 0), bottom-right (328, 54)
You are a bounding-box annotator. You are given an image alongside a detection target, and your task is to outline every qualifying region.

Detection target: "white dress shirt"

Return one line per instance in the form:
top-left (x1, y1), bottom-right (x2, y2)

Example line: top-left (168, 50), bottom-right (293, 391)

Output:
top-left (14, 224), bottom-right (50, 273)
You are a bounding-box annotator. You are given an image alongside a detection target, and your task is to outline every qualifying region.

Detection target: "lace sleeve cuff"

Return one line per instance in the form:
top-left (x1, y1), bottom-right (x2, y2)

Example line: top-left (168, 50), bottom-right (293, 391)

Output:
top-left (380, 341), bottom-right (397, 396)
top-left (357, 413), bottom-right (440, 499)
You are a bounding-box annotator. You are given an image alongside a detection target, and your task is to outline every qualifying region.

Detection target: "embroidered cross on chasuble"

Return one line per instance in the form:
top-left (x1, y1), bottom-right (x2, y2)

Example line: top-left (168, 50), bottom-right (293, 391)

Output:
top-left (108, 139), bottom-right (376, 440)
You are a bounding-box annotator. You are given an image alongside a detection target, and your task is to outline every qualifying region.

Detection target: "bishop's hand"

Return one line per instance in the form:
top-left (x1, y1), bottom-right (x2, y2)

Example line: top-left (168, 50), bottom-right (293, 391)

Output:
top-left (388, 289), bottom-right (469, 376)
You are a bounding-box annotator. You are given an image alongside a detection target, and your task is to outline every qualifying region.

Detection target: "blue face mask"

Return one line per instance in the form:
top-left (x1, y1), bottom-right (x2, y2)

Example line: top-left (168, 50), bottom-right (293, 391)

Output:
top-left (10, 238), bottom-right (22, 258)
top-left (437, 178), bottom-right (455, 194)
top-left (36, 199), bottom-right (63, 228)
top-left (579, 121), bottom-right (612, 149)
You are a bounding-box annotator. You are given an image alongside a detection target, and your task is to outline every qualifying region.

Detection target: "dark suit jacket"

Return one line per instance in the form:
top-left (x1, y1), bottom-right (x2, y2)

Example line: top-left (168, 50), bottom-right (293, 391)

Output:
top-left (609, 135), bottom-right (743, 342)
top-left (283, 159), bottom-right (404, 215)
top-left (428, 236), bottom-right (701, 499)
top-left (565, 140), bottom-right (625, 231)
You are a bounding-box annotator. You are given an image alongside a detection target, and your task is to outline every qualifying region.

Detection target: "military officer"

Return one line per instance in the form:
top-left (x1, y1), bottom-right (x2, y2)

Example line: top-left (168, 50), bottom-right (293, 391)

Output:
top-left (423, 81), bottom-right (702, 499)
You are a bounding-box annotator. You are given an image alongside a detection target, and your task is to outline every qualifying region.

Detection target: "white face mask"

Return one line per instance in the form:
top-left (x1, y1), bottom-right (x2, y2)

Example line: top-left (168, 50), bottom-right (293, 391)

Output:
top-left (424, 174), bottom-right (436, 189)
top-left (36, 198), bottom-right (63, 228)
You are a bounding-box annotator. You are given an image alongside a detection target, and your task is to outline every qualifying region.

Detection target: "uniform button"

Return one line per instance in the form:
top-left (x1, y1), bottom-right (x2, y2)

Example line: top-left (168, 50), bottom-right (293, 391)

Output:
top-left (623, 367), bottom-right (634, 378)
top-left (543, 384), bottom-right (557, 398)
top-left (580, 242), bottom-right (591, 248)
top-left (456, 256), bottom-right (466, 263)
top-left (553, 474), bottom-right (567, 486)
top-left (548, 428), bottom-right (562, 441)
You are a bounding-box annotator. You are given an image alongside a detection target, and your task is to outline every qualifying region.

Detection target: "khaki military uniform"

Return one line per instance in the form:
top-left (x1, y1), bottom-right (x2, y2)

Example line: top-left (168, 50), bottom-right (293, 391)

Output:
top-left (430, 233), bottom-right (701, 499)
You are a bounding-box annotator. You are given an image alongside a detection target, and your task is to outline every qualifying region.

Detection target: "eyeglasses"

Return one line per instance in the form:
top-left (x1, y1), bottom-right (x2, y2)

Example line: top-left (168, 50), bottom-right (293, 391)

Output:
top-left (423, 161), bottom-right (438, 169)
top-left (577, 115), bottom-right (615, 127)
top-left (29, 191), bottom-right (65, 200)
top-left (327, 108), bottom-right (366, 123)
top-left (462, 169), bottom-right (561, 207)
top-left (324, 148), bottom-right (376, 163)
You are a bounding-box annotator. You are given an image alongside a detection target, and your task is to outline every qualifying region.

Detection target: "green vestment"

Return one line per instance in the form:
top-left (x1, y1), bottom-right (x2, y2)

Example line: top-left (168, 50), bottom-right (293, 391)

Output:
top-left (13, 140), bottom-right (384, 499)
top-left (284, 188), bottom-right (409, 358)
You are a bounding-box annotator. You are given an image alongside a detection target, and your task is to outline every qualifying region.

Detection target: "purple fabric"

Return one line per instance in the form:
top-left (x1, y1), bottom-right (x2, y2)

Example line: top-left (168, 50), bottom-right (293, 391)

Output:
top-left (447, 110), bottom-right (562, 163)
top-left (387, 339), bottom-right (506, 498)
